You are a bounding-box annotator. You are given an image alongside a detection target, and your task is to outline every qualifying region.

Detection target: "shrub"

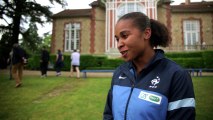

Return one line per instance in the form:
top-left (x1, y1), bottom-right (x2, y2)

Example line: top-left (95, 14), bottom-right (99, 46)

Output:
top-left (26, 54), bottom-right (40, 70)
top-left (25, 51), bottom-right (213, 70)
top-left (171, 58), bottom-right (204, 68)
top-left (165, 51), bottom-right (203, 58)
top-left (202, 51), bottom-right (213, 68)
top-left (102, 59), bottom-right (124, 68)
top-left (80, 55), bottom-right (108, 70)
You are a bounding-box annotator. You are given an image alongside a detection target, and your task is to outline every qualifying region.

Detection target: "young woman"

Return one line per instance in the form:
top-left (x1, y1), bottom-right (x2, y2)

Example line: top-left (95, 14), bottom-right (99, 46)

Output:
top-left (70, 49), bottom-right (80, 78)
top-left (103, 12), bottom-right (195, 120)
top-left (55, 49), bottom-right (64, 76)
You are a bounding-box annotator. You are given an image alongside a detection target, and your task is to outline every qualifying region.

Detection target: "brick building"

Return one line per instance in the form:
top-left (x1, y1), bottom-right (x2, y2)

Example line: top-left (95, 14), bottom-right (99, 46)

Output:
top-left (51, 0), bottom-right (213, 56)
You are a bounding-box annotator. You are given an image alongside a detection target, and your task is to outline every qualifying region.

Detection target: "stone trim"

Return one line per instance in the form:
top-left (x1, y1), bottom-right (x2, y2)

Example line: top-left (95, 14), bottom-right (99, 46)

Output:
top-left (90, 7), bottom-right (96, 53)
top-left (51, 20), bottom-right (56, 53)
top-left (166, 3), bottom-right (172, 49)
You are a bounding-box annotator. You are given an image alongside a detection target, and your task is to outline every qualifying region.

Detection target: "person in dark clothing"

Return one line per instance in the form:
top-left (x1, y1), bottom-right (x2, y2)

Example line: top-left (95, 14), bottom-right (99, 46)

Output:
top-left (55, 49), bottom-right (64, 76)
top-left (40, 47), bottom-right (50, 78)
top-left (12, 43), bottom-right (27, 88)
top-left (103, 12), bottom-right (195, 120)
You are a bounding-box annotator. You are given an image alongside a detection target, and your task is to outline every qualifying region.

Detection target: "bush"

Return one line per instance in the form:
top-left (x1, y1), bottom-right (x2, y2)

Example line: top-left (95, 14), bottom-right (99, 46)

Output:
top-left (26, 54), bottom-right (40, 70)
top-left (202, 51), bottom-right (213, 68)
top-left (171, 58), bottom-right (204, 68)
top-left (26, 54), bottom-right (123, 71)
top-left (165, 51), bottom-right (202, 58)
top-left (61, 55), bottom-right (71, 71)
top-left (166, 51), bottom-right (213, 68)
top-left (102, 59), bottom-right (124, 68)
top-left (80, 55), bottom-right (108, 70)
top-left (25, 51), bottom-right (213, 71)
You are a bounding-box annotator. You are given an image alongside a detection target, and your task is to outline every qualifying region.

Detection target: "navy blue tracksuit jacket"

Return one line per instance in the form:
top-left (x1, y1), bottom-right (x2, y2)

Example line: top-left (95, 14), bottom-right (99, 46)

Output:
top-left (103, 49), bottom-right (195, 120)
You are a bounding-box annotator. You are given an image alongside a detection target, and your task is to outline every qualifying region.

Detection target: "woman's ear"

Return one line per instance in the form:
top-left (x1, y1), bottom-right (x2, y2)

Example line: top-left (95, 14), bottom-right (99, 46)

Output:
top-left (143, 28), bottom-right (151, 40)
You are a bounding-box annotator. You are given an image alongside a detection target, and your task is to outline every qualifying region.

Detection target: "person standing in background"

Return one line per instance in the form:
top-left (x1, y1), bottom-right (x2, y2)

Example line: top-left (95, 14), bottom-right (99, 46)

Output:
top-left (40, 47), bottom-right (50, 78)
top-left (12, 43), bottom-right (27, 88)
top-left (70, 50), bottom-right (80, 78)
top-left (55, 49), bottom-right (64, 76)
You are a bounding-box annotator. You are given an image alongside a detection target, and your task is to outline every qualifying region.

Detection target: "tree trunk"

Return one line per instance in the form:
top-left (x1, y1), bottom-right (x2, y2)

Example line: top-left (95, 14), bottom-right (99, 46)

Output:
top-left (11, 0), bottom-right (26, 44)
top-left (12, 14), bottom-right (21, 43)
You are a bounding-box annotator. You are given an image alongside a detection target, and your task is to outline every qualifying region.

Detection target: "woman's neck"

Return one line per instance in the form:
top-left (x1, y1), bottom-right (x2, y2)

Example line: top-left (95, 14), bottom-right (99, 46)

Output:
top-left (133, 49), bottom-right (155, 75)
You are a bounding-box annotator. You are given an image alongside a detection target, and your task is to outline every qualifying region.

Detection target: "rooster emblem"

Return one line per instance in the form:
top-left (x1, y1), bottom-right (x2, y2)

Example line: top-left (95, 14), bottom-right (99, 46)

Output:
top-left (150, 76), bottom-right (160, 88)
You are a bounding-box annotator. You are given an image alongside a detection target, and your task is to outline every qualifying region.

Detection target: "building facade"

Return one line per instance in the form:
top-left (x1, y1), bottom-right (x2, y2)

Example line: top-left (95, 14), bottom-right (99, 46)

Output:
top-left (51, 0), bottom-right (213, 56)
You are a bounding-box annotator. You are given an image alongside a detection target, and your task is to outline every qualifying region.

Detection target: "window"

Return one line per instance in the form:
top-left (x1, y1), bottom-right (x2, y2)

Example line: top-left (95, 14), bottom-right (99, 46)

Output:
top-left (64, 23), bottom-right (80, 51)
top-left (183, 20), bottom-right (200, 50)
top-left (117, 3), bottom-right (146, 19)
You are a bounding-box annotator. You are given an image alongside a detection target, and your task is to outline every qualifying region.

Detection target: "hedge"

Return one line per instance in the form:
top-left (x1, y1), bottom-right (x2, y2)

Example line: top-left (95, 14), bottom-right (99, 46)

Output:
top-left (202, 51), bottom-right (213, 68)
top-left (167, 50), bottom-right (213, 69)
top-left (171, 58), bottom-right (204, 68)
top-left (165, 51), bottom-right (203, 58)
top-left (25, 51), bottom-right (213, 71)
top-left (26, 54), bottom-right (123, 71)
top-left (26, 55), bottom-right (40, 70)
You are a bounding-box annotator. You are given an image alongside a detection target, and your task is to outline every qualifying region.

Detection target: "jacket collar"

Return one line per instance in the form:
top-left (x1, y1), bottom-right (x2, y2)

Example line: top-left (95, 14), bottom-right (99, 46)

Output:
top-left (121, 49), bottom-right (165, 74)
top-left (126, 49), bottom-right (164, 69)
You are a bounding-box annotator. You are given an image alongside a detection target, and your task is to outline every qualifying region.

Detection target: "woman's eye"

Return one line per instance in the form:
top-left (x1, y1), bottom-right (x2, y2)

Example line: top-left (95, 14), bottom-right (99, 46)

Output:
top-left (121, 34), bottom-right (128, 39)
top-left (115, 37), bottom-right (119, 42)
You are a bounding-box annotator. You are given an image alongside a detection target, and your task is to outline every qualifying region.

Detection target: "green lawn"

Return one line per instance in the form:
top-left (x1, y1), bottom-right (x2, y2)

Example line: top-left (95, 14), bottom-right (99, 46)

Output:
top-left (0, 73), bottom-right (212, 120)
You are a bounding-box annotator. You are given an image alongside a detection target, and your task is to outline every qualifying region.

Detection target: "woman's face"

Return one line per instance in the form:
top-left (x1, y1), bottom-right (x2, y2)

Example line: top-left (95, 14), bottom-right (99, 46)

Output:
top-left (115, 19), bottom-right (151, 62)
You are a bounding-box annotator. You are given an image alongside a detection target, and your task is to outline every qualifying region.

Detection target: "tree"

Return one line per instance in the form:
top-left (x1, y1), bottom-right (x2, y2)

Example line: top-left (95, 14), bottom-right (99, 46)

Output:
top-left (21, 22), bottom-right (52, 54)
top-left (0, 0), bottom-right (67, 44)
top-left (21, 22), bottom-right (42, 54)
top-left (42, 34), bottom-right (52, 51)
top-left (0, 31), bottom-right (13, 69)
top-left (0, 0), bottom-right (67, 69)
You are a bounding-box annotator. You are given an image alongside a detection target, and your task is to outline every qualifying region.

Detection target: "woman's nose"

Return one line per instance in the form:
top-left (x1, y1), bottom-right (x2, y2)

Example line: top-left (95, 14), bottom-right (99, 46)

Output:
top-left (117, 39), bottom-right (124, 50)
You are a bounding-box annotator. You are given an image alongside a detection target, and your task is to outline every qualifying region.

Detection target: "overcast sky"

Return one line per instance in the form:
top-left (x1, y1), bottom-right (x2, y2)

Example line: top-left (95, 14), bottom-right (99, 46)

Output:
top-left (39, 0), bottom-right (213, 14)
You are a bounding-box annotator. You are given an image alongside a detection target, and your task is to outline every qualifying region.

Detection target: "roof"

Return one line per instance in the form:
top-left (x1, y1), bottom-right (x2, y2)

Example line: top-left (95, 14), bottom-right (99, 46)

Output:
top-left (171, 1), bottom-right (213, 13)
top-left (52, 9), bottom-right (91, 19)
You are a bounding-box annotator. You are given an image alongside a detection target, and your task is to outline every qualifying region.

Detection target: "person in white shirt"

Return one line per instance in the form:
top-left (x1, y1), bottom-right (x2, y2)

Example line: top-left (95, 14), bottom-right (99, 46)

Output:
top-left (70, 49), bottom-right (80, 78)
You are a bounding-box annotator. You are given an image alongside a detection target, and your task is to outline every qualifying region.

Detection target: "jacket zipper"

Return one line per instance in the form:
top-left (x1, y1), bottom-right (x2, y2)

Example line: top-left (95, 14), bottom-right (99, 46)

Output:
top-left (124, 82), bottom-right (135, 120)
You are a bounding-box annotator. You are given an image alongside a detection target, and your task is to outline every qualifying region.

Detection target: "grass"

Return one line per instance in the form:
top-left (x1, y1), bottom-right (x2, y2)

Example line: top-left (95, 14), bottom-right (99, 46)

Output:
top-left (0, 72), bottom-right (212, 120)
top-left (193, 77), bottom-right (213, 120)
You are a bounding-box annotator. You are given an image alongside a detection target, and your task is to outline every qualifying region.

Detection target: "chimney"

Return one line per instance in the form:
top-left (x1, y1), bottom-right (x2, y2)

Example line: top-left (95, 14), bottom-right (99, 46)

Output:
top-left (185, 0), bottom-right (190, 5)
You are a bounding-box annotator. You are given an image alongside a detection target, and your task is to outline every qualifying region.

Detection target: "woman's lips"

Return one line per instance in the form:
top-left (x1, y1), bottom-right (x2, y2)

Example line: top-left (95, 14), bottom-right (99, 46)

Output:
top-left (120, 50), bottom-right (128, 57)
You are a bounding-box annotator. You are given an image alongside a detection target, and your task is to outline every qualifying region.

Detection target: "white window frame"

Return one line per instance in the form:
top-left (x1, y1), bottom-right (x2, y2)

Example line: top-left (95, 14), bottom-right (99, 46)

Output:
top-left (116, 3), bottom-right (146, 20)
top-left (183, 20), bottom-right (200, 50)
top-left (64, 23), bottom-right (81, 52)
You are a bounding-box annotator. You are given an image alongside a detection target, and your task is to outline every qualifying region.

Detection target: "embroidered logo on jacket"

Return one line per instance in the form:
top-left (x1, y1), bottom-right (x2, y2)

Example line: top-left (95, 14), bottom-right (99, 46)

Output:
top-left (149, 76), bottom-right (160, 88)
top-left (119, 75), bottom-right (126, 79)
top-left (138, 91), bottom-right (162, 104)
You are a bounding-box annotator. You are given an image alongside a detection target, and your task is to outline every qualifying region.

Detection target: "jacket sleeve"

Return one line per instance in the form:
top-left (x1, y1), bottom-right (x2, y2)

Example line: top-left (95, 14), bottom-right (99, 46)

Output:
top-left (19, 48), bottom-right (25, 58)
top-left (103, 70), bottom-right (117, 120)
top-left (103, 88), bottom-right (113, 120)
top-left (167, 69), bottom-right (196, 120)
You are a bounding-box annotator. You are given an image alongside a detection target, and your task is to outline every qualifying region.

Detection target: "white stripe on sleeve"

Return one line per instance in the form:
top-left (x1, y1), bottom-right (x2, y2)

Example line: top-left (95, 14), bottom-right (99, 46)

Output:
top-left (168, 98), bottom-right (195, 111)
